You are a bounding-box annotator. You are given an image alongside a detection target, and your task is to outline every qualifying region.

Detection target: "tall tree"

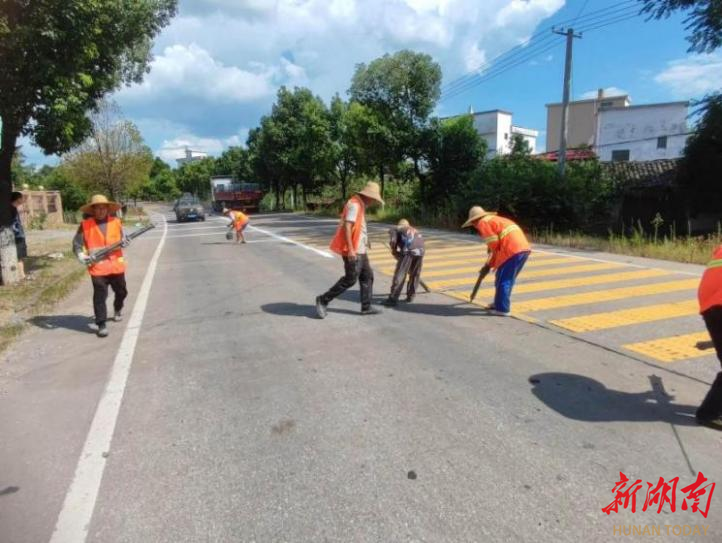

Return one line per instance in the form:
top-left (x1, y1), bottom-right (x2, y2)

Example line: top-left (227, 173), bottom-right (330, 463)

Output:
top-left (61, 101), bottom-right (154, 201)
top-left (0, 0), bottom-right (176, 283)
top-left (175, 157), bottom-right (215, 198)
top-left (641, 0), bottom-right (722, 52)
top-left (329, 95), bottom-right (358, 200)
top-left (349, 50), bottom-right (442, 194)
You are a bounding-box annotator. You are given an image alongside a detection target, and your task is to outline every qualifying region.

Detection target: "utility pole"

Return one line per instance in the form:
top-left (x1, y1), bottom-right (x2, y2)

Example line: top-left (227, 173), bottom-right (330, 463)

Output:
top-left (553, 27), bottom-right (582, 177)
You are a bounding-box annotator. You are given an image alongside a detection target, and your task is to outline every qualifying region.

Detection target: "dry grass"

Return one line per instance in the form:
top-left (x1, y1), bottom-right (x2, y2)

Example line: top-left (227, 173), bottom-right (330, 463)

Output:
top-left (0, 231), bottom-right (85, 353)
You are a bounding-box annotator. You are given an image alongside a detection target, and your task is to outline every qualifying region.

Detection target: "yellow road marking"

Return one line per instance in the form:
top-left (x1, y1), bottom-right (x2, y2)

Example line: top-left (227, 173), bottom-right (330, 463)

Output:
top-left (624, 332), bottom-right (712, 363)
top-left (550, 300), bottom-right (699, 332)
top-left (370, 251), bottom-right (566, 267)
top-left (399, 256), bottom-right (589, 277)
top-left (513, 278), bottom-right (698, 312)
top-left (434, 269), bottom-right (671, 299)
top-left (426, 262), bottom-right (626, 289)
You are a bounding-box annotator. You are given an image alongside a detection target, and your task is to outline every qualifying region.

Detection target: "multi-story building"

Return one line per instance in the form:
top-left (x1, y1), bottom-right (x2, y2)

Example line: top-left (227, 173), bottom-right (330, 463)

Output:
top-left (449, 109), bottom-right (539, 157)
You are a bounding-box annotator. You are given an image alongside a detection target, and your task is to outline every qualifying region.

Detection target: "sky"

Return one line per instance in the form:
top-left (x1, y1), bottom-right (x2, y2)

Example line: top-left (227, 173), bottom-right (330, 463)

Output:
top-left (20, 0), bottom-right (722, 167)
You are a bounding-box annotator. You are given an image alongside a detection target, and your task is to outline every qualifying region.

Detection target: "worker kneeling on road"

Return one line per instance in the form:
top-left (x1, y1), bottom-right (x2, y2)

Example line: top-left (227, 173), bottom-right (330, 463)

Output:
top-left (383, 219), bottom-right (425, 307)
top-left (462, 206), bottom-right (530, 316)
top-left (695, 245), bottom-right (722, 429)
top-left (224, 208), bottom-right (249, 244)
top-left (73, 195), bottom-right (130, 338)
top-left (316, 181), bottom-right (384, 318)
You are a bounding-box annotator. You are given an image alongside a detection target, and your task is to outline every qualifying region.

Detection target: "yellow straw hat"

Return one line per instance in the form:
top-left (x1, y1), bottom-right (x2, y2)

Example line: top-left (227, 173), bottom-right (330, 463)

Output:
top-left (80, 194), bottom-right (121, 214)
top-left (397, 218), bottom-right (410, 229)
top-left (357, 181), bottom-right (384, 205)
top-left (461, 206), bottom-right (495, 228)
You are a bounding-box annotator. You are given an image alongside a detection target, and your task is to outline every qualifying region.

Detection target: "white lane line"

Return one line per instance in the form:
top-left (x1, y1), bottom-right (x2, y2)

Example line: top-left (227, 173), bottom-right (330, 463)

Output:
top-left (49, 213), bottom-right (169, 543)
top-left (247, 225), bottom-right (334, 259)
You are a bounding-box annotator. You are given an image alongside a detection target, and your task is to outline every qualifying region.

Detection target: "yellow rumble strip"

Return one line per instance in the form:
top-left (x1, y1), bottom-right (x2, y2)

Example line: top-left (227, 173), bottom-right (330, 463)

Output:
top-left (512, 279), bottom-right (698, 313)
top-left (550, 300), bottom-right (699, 333)
top-left (623, 332), bottom-right (712, 363)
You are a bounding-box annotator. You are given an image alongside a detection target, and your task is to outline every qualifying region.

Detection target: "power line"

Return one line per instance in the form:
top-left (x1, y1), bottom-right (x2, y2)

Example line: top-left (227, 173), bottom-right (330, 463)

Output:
top-left (546, 132), bottom-right (693, 153)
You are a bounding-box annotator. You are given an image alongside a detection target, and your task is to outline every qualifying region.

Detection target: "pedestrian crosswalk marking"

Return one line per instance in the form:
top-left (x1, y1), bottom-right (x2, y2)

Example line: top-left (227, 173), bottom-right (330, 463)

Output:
top-left (426, 262), bottom-right (628, 290)
top-left (550, 300), bottom-right (699, 332)
top-left (512, 279), bottom-right (698, 312)
top-left (623, 332), bottom-right (712, 363)
top-left (381, 256), bottom-right (583, 277)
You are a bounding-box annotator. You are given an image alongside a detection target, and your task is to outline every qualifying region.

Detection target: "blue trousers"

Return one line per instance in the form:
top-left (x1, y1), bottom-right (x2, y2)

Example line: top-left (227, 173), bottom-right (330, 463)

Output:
top-left (494, 251), bottom-right (530, 313)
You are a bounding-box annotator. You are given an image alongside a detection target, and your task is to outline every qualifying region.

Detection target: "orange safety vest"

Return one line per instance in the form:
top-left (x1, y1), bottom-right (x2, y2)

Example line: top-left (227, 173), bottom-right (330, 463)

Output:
top-left (698, 245), bottom-right (722, 314)
top-left (231, 211), bottom-right (249, 230)
top-left (329, 195), bottom-right (364, 256)
top-left (82, 217), bottom-right (126, 276)
top-left (474, 214), bottom-right (530, 269)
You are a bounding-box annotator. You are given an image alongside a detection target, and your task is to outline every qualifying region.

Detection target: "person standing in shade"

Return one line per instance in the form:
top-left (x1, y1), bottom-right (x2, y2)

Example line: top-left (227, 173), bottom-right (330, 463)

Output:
top-left (224, 208), bottom-right (250, 244)
top-left (695, 244), bottom-right (722, 429)
top-left (316, 181), bottom-right (384, 318)
top-left (383, 219), bottom-right (425, 306)
top-left (73, 195), bottom-right (130, 338)
top-left (461, 206), bottom-right (531, 316)
top-left (10, 191), bottom-right (27, 280)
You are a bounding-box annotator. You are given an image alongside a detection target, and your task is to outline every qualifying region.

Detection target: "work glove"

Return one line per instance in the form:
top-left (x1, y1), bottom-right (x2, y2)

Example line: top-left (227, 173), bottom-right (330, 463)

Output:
top-left (77, 252), bottom-right (92, 266)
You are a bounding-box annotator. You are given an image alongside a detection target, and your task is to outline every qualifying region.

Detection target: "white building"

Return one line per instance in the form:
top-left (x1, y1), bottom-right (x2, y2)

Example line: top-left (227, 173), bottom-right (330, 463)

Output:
top-left (175, 147), bottom-right (208, 167)
top-left (595, 101), bottom-right (689, 162)
top-left (467, 109), bottom-right (538, 157)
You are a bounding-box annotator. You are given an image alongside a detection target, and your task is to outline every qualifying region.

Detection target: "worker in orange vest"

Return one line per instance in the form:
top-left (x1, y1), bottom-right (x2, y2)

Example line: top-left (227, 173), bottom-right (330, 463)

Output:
top-left (316, 181), bottom-right (384, 318)
top-left (224, 208), bottom-right (250, 243)
top-left (696, 245), bottom-right (722, 429)
top-left (73, 195), bottom-right (130, 338)
top-left (461, 206), bottom-right (531, 316)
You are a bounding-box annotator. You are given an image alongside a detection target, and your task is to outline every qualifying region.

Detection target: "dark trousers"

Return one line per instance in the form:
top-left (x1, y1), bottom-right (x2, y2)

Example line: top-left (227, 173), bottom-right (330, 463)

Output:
top-left (494, 251), bottom-right (530, 313)
top-left (698, 306), bottom-right (722, 419)
top-left (389, 254), bottom-right (424, 301)
top-left (320, 254), bottom-right (373, 310)
top-left (91, 273), bottom-right (128, 325)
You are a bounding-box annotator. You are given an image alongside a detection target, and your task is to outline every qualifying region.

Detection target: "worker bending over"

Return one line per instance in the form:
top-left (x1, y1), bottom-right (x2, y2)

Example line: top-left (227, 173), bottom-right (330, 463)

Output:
top-left (383, 219), bottom-right (425, 306)
top-left (462, 206), bottom-right (530, 316)
top-left (224, 208), bottom-right (250, 244)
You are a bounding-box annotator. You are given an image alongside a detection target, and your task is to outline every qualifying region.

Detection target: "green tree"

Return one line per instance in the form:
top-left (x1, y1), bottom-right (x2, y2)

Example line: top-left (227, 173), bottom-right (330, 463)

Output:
top-left (175, 157), bottom-right (215, 198)
top-left (61, 101), bottom-right (154, 201)
top-left (0, 0), bottom-right (176, 283)
top-left (214, 146), bottom-right (252, 180)
top-left (349, 50), bottom-right (442, 194)
top-left (247, 119), bottom-right (285, 209)
top-left (641, 0), bottom-right (722, 52)
top-left (151, 169), bottom-right (181, 201)
top-left (329, 95), bottom-right (358, 200)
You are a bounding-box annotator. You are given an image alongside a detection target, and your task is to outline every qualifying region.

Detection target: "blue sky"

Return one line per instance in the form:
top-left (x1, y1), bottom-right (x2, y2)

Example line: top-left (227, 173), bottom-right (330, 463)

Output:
top-left (20, 0), bottom-right (722, 167)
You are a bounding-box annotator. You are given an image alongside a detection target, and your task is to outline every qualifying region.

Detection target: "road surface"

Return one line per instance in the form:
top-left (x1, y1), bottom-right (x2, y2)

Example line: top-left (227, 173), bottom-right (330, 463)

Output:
top-left (1, 206), bottom-right (720, 543)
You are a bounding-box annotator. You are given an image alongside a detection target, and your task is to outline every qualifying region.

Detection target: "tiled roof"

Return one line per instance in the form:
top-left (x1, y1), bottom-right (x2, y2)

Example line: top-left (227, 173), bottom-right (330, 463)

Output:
top-left (536, 149), bottom-right (597, 161)
top-left (601, 159), bottom-right (680, 188)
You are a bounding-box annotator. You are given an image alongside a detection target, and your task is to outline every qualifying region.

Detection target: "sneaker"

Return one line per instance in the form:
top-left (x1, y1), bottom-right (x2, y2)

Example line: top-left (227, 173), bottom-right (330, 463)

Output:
top-left (315, 296), bottom-right (328, 319)
top-left (97, 325), bottom-right (109, 338)
top-left (360, 307), bottom-right (382, 316)
top-left (113, 310), bottom-right (123, 322)
top-left (381, 298), bottom-right (397, 307)
top-left (489, 309), bottom-right (511, 317)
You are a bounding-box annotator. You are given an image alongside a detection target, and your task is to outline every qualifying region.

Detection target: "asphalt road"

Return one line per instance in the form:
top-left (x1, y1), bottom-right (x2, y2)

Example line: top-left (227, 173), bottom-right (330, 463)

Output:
top-left (1, 206), bottom-right (721, 543)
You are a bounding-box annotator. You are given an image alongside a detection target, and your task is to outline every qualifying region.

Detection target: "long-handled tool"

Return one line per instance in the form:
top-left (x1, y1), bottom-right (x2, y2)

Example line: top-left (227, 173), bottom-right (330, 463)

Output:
top-left (469, 263), bottom-right (491, 302)
top-left (87, 223), bottom-right (155, 264)
top-left (383, 241), bottom-right (430, 293)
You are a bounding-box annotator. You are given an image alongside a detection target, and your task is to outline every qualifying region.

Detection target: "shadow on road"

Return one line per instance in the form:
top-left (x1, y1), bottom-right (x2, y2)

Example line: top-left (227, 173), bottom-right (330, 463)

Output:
top-left (0, 486), bottom-right (20, 497)
top-left (389, 301), bottom-right (492, 317)
top-left (28, 315), bottom-right (95, 334)
top-left (529, 372), bottom-right (698, 426)
top-left (261, 302), bottom-right (359, 319)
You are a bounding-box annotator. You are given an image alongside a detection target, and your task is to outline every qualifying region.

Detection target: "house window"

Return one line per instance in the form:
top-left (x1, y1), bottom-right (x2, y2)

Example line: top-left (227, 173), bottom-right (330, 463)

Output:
top-left (611, 149), bottom-right (630, 162)
top-left (600, 100), bottom-right (614, 107)
top-left (657, 136), bottom-right (668, 149)
top-left (504, 133), bottom-right (508, 140)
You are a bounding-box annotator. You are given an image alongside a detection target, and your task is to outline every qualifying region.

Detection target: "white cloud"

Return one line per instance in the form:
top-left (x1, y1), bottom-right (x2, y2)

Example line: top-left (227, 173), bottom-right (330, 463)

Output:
top-left (580, 86), bottom-right (629, 100)
top-left (121, 43), bottom-right (275, 104)
top-left (157, 128), bottom-right (250, 163)
top-left (654, 53), bottom-right (722, 98)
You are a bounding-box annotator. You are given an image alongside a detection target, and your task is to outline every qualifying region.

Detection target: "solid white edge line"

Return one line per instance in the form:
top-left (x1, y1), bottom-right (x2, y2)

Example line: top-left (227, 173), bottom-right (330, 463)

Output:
top-left (247, 225), bottom-right (334, 258)
top-left (49, 213), bottom-right (168, 543)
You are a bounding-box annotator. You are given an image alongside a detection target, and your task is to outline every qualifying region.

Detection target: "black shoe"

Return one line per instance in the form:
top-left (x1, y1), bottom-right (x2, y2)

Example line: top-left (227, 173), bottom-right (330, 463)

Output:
top-left (405, 295), bottom-right (415, 303)
top-left (381, 298), bottom-right (397, 307)
top-left (97, 325), bottom-right (109, 338)
top-left (360, 307), bottom-right (382, 316)
top-left (696, 415), bottom-right (722, 430)
top-left (315, 296), bottom-right (328, 319)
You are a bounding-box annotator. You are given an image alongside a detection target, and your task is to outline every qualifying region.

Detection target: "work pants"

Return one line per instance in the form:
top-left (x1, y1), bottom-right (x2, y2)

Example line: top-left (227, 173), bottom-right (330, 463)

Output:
top-left (320, 254), bottom-right (373, 310)
top-left (389, 254), bottom-right (424, 301)
top-left (493, 251), bottom-right (530, 313)
top-left (697, 306), bottom-right (722, 419)
top-left (91, 273), bottom-right (128, 325)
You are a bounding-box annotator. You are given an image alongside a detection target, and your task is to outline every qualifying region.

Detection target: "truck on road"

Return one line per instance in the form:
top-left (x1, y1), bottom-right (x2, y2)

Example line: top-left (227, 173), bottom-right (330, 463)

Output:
top-left (210, 175), bottom-right (264, 213)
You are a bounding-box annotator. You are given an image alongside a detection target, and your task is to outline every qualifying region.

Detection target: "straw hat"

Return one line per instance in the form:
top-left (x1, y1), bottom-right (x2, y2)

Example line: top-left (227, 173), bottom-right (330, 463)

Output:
top-left (222, 208), bottom-right (230, 214)
top-left (461, 206), bottom-right (495, 228)
top-left (80, 194), bottom-right (121, 214)
top-left (397, 218), bottom-right (410, 230)
top-left (357, 181), bottom-right (384, 205)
